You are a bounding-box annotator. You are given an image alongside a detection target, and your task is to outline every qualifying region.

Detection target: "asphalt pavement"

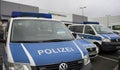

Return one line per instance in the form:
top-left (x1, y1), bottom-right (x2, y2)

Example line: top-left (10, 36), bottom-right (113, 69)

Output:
top-left (91, 50), bottom-right (120, 70)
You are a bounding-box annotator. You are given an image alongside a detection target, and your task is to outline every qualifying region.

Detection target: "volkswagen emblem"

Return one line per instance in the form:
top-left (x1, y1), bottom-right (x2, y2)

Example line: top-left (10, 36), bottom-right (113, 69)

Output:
top-left (59, 63), bottom-right (68, 70)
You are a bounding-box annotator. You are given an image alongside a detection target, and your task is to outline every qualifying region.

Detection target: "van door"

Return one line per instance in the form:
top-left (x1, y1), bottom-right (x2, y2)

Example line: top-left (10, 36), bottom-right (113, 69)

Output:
top-left (83, 25), bottom-right (101, 42)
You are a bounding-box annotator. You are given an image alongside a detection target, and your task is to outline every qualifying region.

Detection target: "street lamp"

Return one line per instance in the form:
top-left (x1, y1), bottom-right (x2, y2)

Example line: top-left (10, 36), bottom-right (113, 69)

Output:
top-left (80, 6), bottom-right (86, 22)
top-left (106, 15), bottom-right (110, 26)
top-left (80, 6), bottom-right (86, 17)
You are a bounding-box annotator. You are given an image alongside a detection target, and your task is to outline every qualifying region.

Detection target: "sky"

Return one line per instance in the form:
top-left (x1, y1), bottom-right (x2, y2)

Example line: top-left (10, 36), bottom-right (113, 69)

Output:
top-left (3, 0), bottom-right (120, 18)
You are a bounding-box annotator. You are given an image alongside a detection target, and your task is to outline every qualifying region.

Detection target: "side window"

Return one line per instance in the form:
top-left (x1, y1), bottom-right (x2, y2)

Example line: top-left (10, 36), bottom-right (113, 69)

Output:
top-left (69, 26), bottom-right (84, 33)
top-left (84, 26), bottom-right (95, 35)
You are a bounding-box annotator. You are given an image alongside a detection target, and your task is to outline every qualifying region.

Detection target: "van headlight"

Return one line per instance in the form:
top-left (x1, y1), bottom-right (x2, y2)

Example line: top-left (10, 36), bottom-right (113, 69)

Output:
top-left (102, 38), bottom-right (111, 42)
top-left (9, 63), bottom-right (32, 70)
top-left (84, 55), bottom-right (90, 65)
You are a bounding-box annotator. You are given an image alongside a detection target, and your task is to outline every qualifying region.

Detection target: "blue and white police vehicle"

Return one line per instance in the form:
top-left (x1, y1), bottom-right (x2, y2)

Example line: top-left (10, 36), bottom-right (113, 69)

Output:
top-left (64, 22), bottom-right (99, 58)
top-left (0, 12), bottom-right (92, 70)
top-left (68, 22), bottom-right (120, 51)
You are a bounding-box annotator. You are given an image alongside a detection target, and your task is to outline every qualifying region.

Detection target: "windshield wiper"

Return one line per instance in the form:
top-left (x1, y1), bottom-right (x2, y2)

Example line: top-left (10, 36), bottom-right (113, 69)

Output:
top-left (11, 41), bottom-right (44, 43)
top-left (42, 39), bottom-right (73, 42)
top-left (11, 39), bottom-right (73, 43)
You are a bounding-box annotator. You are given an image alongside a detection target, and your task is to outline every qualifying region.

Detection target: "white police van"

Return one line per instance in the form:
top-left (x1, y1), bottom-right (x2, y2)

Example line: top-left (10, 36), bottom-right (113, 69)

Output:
top-left (64, 22), bottom-right (99, 58)
top-left (109, 25), bottom-right (120, 35)
top-left (68, 22), bottom-right (120, 51)
top-left (0, 12), bottom-right (92, 70)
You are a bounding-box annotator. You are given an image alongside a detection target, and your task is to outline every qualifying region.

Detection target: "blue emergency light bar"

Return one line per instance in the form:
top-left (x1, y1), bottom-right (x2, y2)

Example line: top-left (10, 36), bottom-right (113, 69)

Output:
top-left (82, 22), bottom-right (99, 24)
top-left (12, 11), bottom-right (52, 18)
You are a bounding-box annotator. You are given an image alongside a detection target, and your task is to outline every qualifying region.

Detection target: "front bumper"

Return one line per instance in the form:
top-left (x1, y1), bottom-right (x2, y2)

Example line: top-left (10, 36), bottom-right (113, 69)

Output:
top-left (31, 62), bottom-right (93, 70)
top-left (101, 42), bottom-right (120, 51)
top-left (81, 63), bottom-right (93, 70)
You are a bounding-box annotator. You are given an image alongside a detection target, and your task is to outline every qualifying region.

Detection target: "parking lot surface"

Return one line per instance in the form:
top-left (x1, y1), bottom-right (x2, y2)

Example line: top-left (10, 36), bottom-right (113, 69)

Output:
top-left (91, 50), bottom-right (120, 70)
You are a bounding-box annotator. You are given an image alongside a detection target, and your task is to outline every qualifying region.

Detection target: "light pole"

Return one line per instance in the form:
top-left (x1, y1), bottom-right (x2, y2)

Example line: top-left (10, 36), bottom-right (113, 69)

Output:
top-left (80, 6), bottom-right (86, 17)
top-left (80, 6), bottom-right (86, 22)
top-left (106, 15), bottom-right (110, 26)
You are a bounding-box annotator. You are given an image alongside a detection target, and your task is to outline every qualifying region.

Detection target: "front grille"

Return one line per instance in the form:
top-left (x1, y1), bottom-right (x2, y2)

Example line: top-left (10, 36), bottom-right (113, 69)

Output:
top-left (32, 60), bottom-right (84, 70)
top-left (111, 39), bottom-right (120, 42)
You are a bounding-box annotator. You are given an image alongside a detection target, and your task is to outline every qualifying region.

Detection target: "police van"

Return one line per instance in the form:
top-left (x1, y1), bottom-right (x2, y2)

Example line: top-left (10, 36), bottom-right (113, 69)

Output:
top-left (0, 12), bottom-right (92, 70)
top-left (64, 22), bottom-right (99, 58)
top-left (68, 22), bottom-right (120, 51)
top-left (109, 25), bottom-right (120, 35)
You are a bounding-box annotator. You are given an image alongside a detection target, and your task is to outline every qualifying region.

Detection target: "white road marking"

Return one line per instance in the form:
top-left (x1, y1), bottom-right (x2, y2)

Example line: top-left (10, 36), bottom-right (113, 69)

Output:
top-left (98, 55), bottom-right (119, 70)
top-left (98, 55), bottom-right (118, 62)
top-left (113, 65), bottom-right (118, 70)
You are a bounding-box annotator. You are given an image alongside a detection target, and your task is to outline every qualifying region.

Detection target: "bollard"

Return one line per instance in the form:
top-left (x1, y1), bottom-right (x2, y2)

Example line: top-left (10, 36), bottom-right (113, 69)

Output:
top-left (119, 56), bottom-right (120, 70)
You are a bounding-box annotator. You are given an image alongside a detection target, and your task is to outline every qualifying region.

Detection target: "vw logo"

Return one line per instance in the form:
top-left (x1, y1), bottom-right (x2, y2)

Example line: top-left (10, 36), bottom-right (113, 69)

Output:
top-left (59, 63), bottom-right (68, 70)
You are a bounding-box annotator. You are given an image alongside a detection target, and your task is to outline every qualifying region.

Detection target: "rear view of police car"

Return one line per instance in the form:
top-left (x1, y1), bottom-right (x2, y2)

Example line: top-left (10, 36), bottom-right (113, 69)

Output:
top-left (1, 12), bottom-right (93, 70)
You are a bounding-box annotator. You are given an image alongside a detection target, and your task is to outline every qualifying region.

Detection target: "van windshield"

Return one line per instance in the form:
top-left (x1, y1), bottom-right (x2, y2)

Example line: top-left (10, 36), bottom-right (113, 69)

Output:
top-left (93, 25), bottom-right (113, 34)
top-left (11, 19), bottom-right (74, 42)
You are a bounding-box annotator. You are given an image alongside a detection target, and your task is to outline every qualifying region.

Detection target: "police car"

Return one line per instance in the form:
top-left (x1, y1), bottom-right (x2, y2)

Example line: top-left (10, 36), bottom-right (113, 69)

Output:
top-left (64, 22), bottom-right (99, 58)
top-left (68, 22), bottom-right (120, 51)
top-left (0, 12), bottom-right (92, 70)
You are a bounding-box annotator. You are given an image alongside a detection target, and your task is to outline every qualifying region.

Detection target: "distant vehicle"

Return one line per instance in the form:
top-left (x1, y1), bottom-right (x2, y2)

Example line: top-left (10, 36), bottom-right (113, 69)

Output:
top-left (68, 22), bottom-right (120, 51)
top-left (109, 25), bottom-right (120, 35)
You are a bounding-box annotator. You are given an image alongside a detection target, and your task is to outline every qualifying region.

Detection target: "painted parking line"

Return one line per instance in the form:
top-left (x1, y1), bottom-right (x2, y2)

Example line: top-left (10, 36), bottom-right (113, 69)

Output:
top-left (98, 55), bottom-right (118, 70)
top-left (113, 65), bottom-right (118, 70)
top-left (98, 55), bottom-right (118, 62)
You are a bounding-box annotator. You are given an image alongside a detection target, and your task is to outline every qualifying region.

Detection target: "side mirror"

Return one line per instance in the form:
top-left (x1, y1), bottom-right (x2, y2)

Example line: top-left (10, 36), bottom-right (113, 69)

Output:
top-left (72, 32), bottom-right (77, 38)
top-left (81, 36), bottom-right (84, 39)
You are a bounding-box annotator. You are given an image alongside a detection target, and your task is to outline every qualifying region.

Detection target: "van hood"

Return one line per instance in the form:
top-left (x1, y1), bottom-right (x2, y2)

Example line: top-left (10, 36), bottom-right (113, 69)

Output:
top-left (77, 39), bottom-right (96, 48)
top-left (9, 40), bottom-right (86, 66)
top-left (100, 33), bottom-right (120, 39)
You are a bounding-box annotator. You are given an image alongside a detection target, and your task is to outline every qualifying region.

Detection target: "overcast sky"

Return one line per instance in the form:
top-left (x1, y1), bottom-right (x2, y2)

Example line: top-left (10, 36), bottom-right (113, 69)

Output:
top-left (3, 0), bottom-right (120, 18)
